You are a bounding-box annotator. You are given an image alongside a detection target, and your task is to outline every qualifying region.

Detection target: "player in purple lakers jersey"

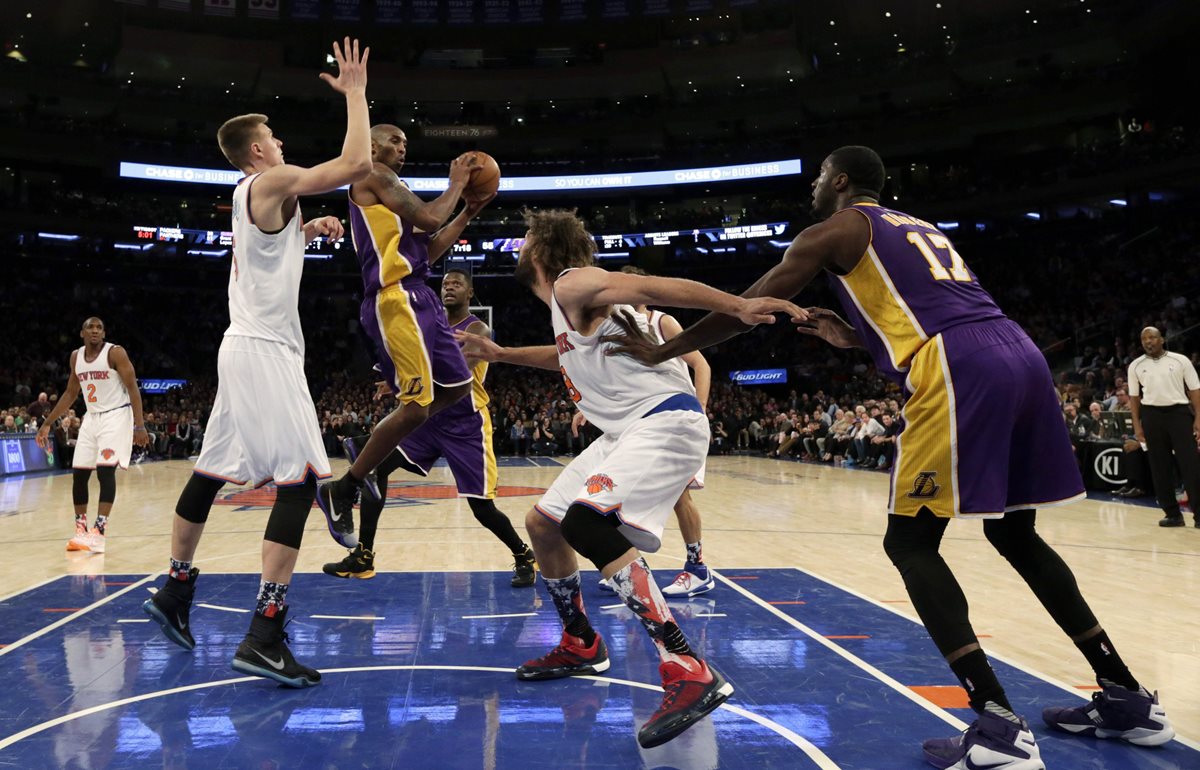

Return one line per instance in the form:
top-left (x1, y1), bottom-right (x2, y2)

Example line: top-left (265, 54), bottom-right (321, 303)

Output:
top-left (607, 146), bottom-right (1173, 768)
top-left (317, 124), bottom-right (494, 543)
top-left (324, 268), bottom-right (536, 586)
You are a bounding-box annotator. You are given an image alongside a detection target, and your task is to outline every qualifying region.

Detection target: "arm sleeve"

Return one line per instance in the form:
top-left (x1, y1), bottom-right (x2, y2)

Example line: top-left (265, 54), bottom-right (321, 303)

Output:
top-left (1127, 362), bottom-right (1140, 397)
top-left (1181, 356), bottom-right (1200, 390)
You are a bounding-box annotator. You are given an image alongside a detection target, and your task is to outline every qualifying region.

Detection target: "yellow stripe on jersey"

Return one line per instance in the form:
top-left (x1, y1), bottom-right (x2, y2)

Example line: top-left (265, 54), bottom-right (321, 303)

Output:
top-left (376, 286), bottom-right (434, 407)
top-left (891, 335), bottom-right (961, 518)
top-left (480, 407), bottom-right (498, 499)
top-left (836, 244), bottom-right (929, 372)
top-left (469, 359), bottom-right (490, 411)
top-left (357, 202), bottom-right (414, 286)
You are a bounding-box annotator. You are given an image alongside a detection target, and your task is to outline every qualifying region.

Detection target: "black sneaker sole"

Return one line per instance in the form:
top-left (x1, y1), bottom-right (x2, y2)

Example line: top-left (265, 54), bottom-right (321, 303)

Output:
top-left (315, 484), bottom-right (359, 548)
top-left (637, 669), bottom-right (734, 749)
top-left (231, 657), bottom-right (321, 688)
top-left (515, 656), bottom-right (611, 681)
top-left (142, 598), bottom-right (195, 651)
top-left (322, 566), bottom-right (376, 579)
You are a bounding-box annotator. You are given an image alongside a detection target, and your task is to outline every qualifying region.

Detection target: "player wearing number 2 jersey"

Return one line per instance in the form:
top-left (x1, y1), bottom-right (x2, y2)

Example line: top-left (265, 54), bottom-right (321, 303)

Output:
top-left (456, 208), bottom-right (802, 749)
top-left (605, 146), bottom-right (1173, 769)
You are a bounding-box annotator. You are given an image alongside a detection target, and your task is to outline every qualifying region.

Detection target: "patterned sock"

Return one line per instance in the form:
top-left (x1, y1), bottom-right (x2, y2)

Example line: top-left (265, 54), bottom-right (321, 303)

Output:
top-left (608, 557), bottom-right (696, 664)
top-left (685, 541), bottom-right (703, 564)
top-left (542, 572), bottom-right (595, 646)
top-left (74, 511), bottom-right (88, 533)
top-left (169, 558), bottom-right (192, 581)
top-left (255, 580), bottom-right (289, 618)
top-left (93, 514), bottom-right (108, 536)
top-left (1077, 630), bottom-right (1138, 691)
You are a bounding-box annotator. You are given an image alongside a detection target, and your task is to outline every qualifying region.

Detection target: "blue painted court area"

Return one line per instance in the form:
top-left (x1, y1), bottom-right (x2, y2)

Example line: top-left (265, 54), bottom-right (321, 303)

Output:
top-left (0, 570), bottom-right (1194, 769)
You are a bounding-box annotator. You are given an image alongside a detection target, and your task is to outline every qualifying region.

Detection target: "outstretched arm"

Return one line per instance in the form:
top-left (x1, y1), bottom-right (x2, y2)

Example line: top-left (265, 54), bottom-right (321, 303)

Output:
top-left (454, 331), bottom-right (559, 371)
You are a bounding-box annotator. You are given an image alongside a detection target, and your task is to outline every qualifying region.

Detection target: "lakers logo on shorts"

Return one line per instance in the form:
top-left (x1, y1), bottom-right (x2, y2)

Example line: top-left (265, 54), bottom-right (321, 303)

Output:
top-left (585, 473), bottom-right (616, 495)
top-left (101, 448), bottom-right (116, 461)
top-left (907, 471), bottom-right (941, 499)
top-left (404, 378), bottom-right (423, 397)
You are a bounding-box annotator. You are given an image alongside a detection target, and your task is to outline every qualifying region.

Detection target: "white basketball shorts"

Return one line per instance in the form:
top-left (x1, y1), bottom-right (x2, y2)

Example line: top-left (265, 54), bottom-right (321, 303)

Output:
top-left (74, 406), bottom-right (134, 470)
top-left (534, 409), bottom-right (709, 553)
top-left (193, 335), bottom-right (331, 487)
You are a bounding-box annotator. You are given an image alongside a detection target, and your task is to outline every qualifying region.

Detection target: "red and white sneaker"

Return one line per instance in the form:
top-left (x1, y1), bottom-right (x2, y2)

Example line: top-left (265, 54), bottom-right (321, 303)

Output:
top-left (515, 630), bottom-right (610, 681)
top-left (638, 657), bottom-right (733, 748)
top-left (66, 523), bottom-right (92, 552)
top-left (87, 529), bottom-right (106, 553)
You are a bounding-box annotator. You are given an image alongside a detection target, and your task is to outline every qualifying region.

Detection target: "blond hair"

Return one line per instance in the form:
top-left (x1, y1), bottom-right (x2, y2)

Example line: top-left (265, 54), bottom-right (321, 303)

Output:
top-left (217, 113), bottom-right (269, 170)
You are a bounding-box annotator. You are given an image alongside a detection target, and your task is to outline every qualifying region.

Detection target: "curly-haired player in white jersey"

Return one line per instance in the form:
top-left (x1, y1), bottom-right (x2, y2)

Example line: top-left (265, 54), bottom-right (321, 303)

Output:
top-left (141, 38), bottom-right (373, 689)
top-left (36, 317), bottom-right (150, 554)
top-left (457, 209), bottom-right (803, 748)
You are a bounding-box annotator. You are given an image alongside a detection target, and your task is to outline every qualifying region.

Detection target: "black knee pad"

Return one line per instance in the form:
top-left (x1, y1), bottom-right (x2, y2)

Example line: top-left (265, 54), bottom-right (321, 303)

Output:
top-left (883, 509), bottom-right (947, 567)
top-left (72, 469), bottom-right (92, 506)
top-left (96, 466), bottom-right (117, 504)
top-left (176, 474), bottom-right (225, 524)
top-left (559, 503), bottom-right (633, 570)
top-left (264, 478), bottom-right (316, 549)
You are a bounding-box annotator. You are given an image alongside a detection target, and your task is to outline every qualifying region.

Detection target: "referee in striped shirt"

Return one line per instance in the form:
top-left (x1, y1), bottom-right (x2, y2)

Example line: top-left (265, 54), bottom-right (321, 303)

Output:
top-left (1129, 326), bottom-right (1200, 527)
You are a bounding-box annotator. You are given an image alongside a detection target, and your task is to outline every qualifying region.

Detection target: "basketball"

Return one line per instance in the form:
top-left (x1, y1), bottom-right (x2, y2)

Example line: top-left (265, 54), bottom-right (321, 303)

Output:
top-left (460, 151), bottom-right (500, 202)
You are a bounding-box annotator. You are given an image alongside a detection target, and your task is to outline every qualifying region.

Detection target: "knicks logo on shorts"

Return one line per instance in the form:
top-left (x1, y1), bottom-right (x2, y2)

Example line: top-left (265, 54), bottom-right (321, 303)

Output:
top-left (101, 448), bottom-right (116, 461)
top-left (585, 473), bottom-right (617, 495)
top-left (907, 471), bottom-right (941, 499)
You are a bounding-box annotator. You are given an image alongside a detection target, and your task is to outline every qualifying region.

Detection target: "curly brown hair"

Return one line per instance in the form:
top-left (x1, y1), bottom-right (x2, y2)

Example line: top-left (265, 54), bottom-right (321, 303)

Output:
top-left (522, 208), bottom-right (596, 278)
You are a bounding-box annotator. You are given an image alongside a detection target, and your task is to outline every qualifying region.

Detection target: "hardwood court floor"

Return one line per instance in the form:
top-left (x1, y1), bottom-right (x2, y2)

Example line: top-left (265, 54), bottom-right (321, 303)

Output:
top-left (1, 454), bottom-right (1197, 747)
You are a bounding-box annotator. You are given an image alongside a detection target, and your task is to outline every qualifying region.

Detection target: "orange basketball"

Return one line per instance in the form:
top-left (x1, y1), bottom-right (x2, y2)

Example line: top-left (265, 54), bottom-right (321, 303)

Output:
top-left (459, 151), bottom-right (500, 202)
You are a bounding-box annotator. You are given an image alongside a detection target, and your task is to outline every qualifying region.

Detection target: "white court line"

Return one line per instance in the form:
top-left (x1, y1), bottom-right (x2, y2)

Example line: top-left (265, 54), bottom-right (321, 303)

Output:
top-left (116, 619), bottom-right (150, 624)
top-left (600, 604), bottom-right (627, 610)
top-left (461, 612), bottom-right (537, 619)
top-left (196, 603), bottom-right (250, 614)
top-left (693, 613), bottom-right (726, 618)
top-left (311, 614), bottom-right (385, 621)
top-left (0, 573), bottom-right (160, 659)
top-left (791, 566), bottom-right (1200, 750)
top-left (0, 664), bottom-right (841, 766)
top-left (713, 570), bottom-right (969, 731)
top-left (0, 573), bottom-right (66, 604)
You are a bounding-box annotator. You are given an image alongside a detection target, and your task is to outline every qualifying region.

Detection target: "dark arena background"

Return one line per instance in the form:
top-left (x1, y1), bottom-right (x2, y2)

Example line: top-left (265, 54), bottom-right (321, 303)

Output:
top-left (1, 1), bottom-right (1198, 768)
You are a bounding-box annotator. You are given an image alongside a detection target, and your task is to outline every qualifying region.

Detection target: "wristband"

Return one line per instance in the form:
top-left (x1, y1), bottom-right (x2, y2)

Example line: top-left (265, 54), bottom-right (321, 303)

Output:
top-left (134, 426), bottom-right (147, 432)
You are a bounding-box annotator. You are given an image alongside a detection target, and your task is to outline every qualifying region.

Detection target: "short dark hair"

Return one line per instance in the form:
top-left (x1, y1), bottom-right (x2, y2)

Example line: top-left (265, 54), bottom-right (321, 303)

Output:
top-left (828, 145), bottom-right (886, 199)
top-left (522, 208), bottom-right (596, 276)
top-left (217, 113), bottom-right (269, 170)
top-left (444, 267), bottom-right (473, 286)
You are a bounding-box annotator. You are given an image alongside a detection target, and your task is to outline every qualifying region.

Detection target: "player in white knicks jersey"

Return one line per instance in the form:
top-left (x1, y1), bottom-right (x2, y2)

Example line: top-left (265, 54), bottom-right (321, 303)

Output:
top-left (37, 317), bottom-right (149, 554)
top-left (142, 38), bottom-right (374, 689)
top-left (457, 208), bottom-right (802, 748)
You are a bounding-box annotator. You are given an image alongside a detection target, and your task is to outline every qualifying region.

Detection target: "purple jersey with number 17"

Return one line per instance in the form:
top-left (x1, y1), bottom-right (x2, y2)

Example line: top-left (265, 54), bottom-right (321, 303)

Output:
top-left (825, 202), bottom-right (1084, 519)
top-left (826, 202), bottom-right (1006, 386)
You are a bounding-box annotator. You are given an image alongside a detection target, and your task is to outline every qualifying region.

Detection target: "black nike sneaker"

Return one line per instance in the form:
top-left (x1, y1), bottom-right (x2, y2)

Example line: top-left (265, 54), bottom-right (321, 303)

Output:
top-left (323, 544), bottom-right (376, 579)
top-left (143, 568), bottom-right (199, 651)
top-left (315, 478), bottom-right (359, 548)
top-left (511, 546), bottom-right (537, 588)
top-left (231, 606), bottom-right (321, 688)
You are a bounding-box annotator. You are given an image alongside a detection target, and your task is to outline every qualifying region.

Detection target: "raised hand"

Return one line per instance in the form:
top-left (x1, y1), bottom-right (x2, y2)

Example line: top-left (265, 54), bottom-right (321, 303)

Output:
top-left (318, 37), bottom-right (369, 96)
top-left (794, 307), bottom-right (861, 349)
top-left (733, 297), bottom-right (807, 326)
top-left (449, 153), bottom-right (478, 188)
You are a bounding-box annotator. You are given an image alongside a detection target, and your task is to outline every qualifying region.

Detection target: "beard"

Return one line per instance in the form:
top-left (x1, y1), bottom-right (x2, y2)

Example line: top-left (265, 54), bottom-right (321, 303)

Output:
top-left (514, 256), bottom-right (538, 291)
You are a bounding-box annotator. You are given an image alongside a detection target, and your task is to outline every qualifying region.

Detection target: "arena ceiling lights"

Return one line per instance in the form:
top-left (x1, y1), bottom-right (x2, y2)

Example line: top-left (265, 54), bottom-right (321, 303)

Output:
top-left (119, 160), bottom-right (802, 193)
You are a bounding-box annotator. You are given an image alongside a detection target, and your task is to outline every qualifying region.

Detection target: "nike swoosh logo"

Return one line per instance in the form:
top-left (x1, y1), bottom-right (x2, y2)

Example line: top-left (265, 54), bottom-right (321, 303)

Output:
top-left (965, 757), bottom-right (1017, 770)
top-left (176, 614), bottom-right (187, 630)
top-left (252, 649), bottom-right (286, 670)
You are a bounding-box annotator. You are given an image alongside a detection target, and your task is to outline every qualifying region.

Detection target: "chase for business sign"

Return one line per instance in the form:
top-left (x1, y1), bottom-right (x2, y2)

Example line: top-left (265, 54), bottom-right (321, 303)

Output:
top-left (729, 369), bottom-right (787, 385)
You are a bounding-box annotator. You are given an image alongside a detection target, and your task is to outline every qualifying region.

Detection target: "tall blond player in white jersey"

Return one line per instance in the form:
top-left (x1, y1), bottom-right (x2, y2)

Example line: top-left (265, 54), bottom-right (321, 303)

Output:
top-left (140, 38), bottom-right (374, 689)
top-left (37, 317), bottom-right (149, 554)
top-left (457, 209), bottom-right (803, 749)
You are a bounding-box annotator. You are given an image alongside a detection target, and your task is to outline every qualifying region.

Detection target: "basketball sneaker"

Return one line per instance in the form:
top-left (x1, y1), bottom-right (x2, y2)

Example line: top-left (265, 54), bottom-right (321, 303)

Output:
top-left (143, 568), bottom-right (198, 651)
top-left (637, 657), bottom-right (734, 749)
top-left (922, 710), bottom-right (1043, 770)
top-left (516, 630), bottom-right (610, 681)
top-left (662, 563), bottom-right (715, 597)
top-left (315, 480), bottom-right (359, 549)
top-left (598, 577), bottom-right (615, 593)
top-left (66, 520), bottom-right (91, 552)
top-left (340, 436), bottom-right (383, 501)
top-left (323, 544), bottom-right (376, 579)
top-left (511, 546), bottom-right (537, 588)
top-left (87, 528), bottom-right (106, 554)
top-left (1042, 680), bottom-right (1174, 746)
top-left (231, 606), bottom-right (321, 688)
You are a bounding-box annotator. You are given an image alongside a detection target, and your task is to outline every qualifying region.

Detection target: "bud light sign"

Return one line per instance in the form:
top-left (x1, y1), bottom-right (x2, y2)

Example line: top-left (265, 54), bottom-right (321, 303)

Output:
top-left (138, 379), bottom-right (188, 393)
top-left (729, 369), bottom-right (787, 385)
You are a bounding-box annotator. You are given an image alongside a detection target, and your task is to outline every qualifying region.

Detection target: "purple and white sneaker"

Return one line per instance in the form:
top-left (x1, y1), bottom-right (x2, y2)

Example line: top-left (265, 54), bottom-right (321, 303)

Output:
top-left (1042, 681), bottom-right (1174, 746)
top-left (923, 710), bottom-right (1043, 770)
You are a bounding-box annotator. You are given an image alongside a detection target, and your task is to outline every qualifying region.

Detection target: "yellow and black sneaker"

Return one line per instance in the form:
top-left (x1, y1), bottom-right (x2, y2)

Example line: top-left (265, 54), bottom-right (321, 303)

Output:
top-left (511, 546), bottom-right (537, 588)
top-left (322, 543), bottom-right (376, 579)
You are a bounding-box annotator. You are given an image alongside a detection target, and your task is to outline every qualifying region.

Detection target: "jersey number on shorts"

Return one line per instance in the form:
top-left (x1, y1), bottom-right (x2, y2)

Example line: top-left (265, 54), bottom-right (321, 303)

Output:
top-left (559, 367), bottom-right (582, 403)
top-left (85, 384), bottom-right (97, 403)
top-left (907, 231), bottom-right (972, 283)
